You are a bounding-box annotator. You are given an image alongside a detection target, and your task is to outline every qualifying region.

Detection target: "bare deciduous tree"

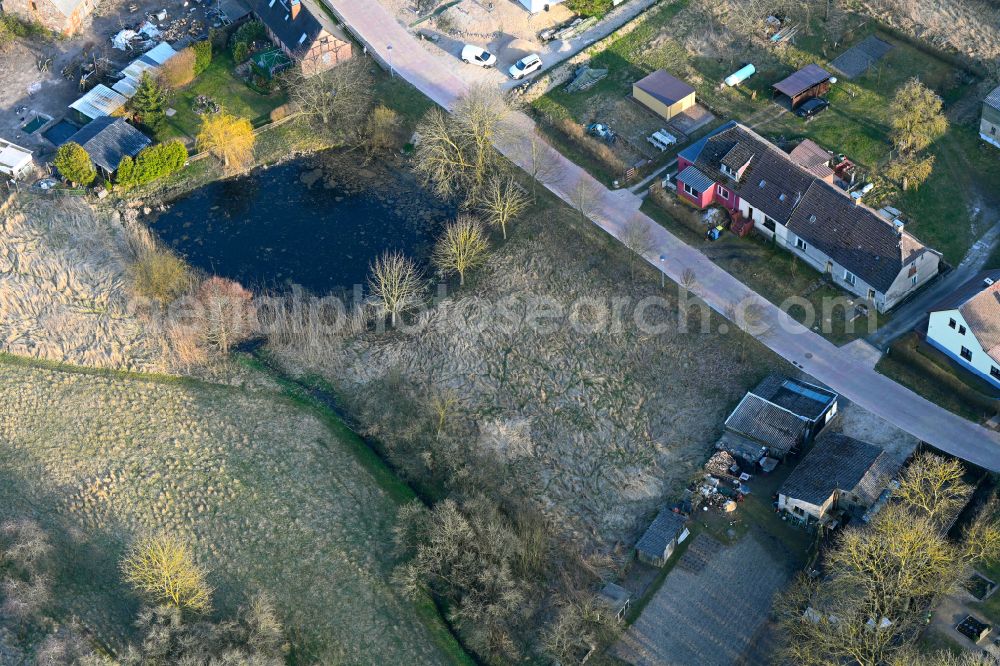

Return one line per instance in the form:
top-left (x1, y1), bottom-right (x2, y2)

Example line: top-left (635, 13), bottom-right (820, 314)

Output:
top-left (621, 218), bottom-right (656, 280)
top-left (285, 58), bottom-right (374, 136)
top-left (368, 251), bottom-right (423, 327)
top-left (525, 133), bottom-right (562, 199)
top-left (895, 452), bottom-right (972, 524)
top-left (193, 277), bottom-right (256, 355)
top-left (570, 179), bottom-right (599, 222)
top-left (478, 174), bottom-right (530, 240)
top-left (433, 215), bottom-right (490, 286)
top-left (414, 85), bottom-right (511, 202)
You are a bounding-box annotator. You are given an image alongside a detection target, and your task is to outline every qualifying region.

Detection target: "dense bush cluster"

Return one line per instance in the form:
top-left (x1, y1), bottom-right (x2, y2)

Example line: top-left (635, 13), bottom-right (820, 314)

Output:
top-left (53, 142), bottom-right (96, 187)
top-left (232, 20), bottom-right (266, 63)
top-left (116, 140), bottom-right (188, 189)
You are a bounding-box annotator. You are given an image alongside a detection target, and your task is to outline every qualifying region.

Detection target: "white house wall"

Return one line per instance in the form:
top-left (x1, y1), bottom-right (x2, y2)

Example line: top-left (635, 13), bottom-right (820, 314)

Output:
top-left (778, 493), bottom-right (831, 521)
top-left (881, 249), bottom-right (940, 311)
top-left (926, 309), bottom-right (1000, 389)
top-left (518, 0), bottom-right (566, 12)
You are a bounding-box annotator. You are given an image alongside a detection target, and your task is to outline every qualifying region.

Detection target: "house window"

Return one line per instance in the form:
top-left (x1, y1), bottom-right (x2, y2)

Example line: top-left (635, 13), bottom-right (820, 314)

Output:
top-left (795, 237), bottom-right (807, 251)
top-left (721, 164), bottom-right (736, 179)
top-left (949, 318), bottom-right (957, 329)
top-left (683, 183), bottom-right (700, 198)
top-left (868, 288), bottom-right (876, 300)
top-left (792, 506), bottom-right (804, 516)
top-left (961, 346), bottom-right (973, 361)
top-left (763, 217), bottom-right (776, 232)
top-left (844, 270), bottom-right (856, 286)
top-left (959, 325), bottom-right (967, 335)
top-left (717, 184), bottom-right (730, 199)
top-left (992, 366), bottom-right (1000, 380)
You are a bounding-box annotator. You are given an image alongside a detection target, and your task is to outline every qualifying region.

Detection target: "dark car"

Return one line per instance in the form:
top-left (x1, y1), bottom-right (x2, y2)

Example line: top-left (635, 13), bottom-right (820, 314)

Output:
top-left (795, 98), bottom-right (829, 120)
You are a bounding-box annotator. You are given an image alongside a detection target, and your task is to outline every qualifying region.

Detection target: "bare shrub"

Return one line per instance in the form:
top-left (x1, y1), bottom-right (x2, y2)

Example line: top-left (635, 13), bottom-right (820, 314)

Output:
top-left (555, 118), bottom-right (625, 176)
top-left (159, 47), bottom-right (197, 88)
top-left (129, 249), bottom-right (191, 305)
top-left (192, 277), bottom-right (256, 354)
top-left (121, 533), bottom-right (213, 612)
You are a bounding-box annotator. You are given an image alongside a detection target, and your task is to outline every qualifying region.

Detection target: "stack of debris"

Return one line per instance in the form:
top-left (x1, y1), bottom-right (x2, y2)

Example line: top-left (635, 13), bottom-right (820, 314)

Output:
top-left (705, 451), bottom-right (738, 478)
top-left (565, 64), bottom-right (608, 93)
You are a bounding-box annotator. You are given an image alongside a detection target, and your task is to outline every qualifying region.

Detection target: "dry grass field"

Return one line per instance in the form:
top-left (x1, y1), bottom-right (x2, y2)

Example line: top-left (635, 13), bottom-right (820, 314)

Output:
top-left (0, 357), bottom-right (463, 664)
top-left (0, 194), bottom-right (163, 372)
top-left (273, 192), bottom-right (787, 552)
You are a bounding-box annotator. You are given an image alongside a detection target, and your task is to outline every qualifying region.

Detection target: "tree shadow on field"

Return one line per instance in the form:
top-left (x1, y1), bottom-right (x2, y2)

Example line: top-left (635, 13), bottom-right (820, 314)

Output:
top-left (0, 465), bottom-right (140, 653)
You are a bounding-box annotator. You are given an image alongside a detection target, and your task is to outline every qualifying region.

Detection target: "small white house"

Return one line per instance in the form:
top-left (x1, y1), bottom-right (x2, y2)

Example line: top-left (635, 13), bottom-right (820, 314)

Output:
top-left (926, 270), bottom-right (1000, 389)
top-left (517, 0), bottom-right (566, 12)
top-left (0, 139), bottom-right (34, 179)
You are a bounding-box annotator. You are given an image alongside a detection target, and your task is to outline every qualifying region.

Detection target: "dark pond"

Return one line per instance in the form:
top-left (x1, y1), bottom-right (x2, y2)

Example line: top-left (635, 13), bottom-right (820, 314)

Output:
top-left (150, 150), bottom-right (454, 294)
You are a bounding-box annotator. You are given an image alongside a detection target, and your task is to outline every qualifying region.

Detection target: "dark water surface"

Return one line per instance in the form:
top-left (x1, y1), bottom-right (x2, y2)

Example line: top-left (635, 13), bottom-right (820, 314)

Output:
top-left (151, 151), bottom-right (454, 294)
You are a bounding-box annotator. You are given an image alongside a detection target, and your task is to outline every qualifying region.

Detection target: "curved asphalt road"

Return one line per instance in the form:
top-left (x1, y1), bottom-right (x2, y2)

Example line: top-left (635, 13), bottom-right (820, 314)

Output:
top-left (324, 0), bottom-right (1000, 471)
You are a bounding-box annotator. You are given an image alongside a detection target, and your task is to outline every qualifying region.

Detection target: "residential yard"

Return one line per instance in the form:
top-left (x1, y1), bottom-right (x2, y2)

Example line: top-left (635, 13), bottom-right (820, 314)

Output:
top-left (0, 357), bottom-right (467, 664)
top-left (875, 332), bottom-right (1000, 423)
top-left (642, 193), bottom-right (888, 345)
top-left (531, 0), bottom-right (1000, 264)
top-left (159, 51), bottom-right (288, 142)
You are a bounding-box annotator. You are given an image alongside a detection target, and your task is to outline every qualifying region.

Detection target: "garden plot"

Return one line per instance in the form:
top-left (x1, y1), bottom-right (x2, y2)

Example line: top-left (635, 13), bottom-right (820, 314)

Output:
top-left (0, 194), bottom-right (164, 372)
top-left (0, 359), bottom-right (459, 664)
top-left (273, 197), bottom-right (785, 550)
top-left (612, 533), bottom-right (792, 666)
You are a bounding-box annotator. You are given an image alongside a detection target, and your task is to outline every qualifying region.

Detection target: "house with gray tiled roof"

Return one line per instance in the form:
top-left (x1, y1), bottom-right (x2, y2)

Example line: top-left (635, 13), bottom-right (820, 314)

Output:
top-left (778, 433), bottom-right (901, 524)
top-left (66, 117), bottom-right (151, 176)
top-left (717, 374), bottom-right (839, 463)
top-left (926, 269), bottom-right (1000, 390)
top-left (675, 122), bottom-right (942, 312)
top-left (982, 84), bottom-right (1000, 150)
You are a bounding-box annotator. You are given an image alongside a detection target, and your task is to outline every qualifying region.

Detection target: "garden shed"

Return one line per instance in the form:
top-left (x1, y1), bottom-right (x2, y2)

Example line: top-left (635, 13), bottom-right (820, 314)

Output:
top-left (635, 508), bottom-right (688, 567)
top-left (772, 64), bottom-right (831, 108)
top-left (65, 117), bottom-right (151, 176)
top-left (633, 70), bottom-right (696, 120)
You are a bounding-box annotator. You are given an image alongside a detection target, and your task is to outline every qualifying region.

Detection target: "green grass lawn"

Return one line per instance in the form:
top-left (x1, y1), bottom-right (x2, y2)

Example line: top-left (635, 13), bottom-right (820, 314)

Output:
top-left (533, 0), bottom-right (996, 264)
top-left (642, 195), bottom-right (887, 345)
top-left (0, 357), bottom-right (469, 664)
top-left (161, 51), bottom-right (287, 141)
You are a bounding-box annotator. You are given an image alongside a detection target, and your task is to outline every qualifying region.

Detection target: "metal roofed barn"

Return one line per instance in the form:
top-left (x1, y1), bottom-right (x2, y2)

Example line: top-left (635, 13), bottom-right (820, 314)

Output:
top-left (772, 64), bottom-right (832, 108)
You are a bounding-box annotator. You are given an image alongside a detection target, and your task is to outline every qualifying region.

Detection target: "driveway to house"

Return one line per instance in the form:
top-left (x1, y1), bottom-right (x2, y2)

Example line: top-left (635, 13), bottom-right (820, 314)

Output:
top-left (868, 213), bottom-right (1000, 351)
top-left (322, 0), bottom-right (1000, 470)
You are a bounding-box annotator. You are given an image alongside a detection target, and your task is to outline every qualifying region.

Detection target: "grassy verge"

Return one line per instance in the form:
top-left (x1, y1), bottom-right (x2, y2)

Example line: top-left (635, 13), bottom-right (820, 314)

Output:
top-left (641, 195), bottom-right (887, 345)
top-left (875, 332), bottom-right (999, 422)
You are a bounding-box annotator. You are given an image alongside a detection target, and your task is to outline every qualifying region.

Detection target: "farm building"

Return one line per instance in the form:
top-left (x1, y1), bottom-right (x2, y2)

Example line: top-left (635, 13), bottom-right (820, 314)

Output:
top-left (596, 583), bottom-right (631, 622)
top-left (772, 64), bottom-right (831, 108)
top-left (0, 139), bottom-right (34, 179)
top-left (778, 434), bottom-right (901, 524)
top-left (982, 84), bottom-right (1000, 150)
top-left (926, 269), bottom-right (1000, 390)
top-left (0, 0), bottom-right (96, 34)
top-left (635, 508), bottom-right (688, 567)
top-left (517, 0), bottom-right (566, 12)
top-left (719, 374), bottom-right (838, 462)
top-left (633, 70), bottom-right (696, 120)
top-left (65, 117), bottom-right (151, 176)
top-left (252, 0), bottom-right (353, 77)
top-left (675, 121), bottom-right (942, 312)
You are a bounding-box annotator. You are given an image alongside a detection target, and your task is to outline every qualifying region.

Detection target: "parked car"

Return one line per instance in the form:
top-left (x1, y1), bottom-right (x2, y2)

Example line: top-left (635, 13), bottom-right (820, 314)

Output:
top-left (461, 44), bottom-right (496, 68)
top-left (509, 54), bottom-right (542, 80)
top-left (795, 97), bottom-right (829, 120)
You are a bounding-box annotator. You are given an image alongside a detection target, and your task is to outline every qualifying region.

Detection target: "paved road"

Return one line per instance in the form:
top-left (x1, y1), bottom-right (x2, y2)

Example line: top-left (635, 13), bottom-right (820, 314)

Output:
top-left (868, 219), bottom-right (1000, 350)
top-left (323, 0), bottom-right (1000, 470)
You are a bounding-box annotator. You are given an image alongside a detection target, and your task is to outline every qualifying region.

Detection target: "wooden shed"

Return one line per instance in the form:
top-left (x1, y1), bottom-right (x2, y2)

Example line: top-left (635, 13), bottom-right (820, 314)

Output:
top-left (633, 70), bottom-right (696, 120)
top-left (635, 508), bottom-right (688, 567)
top-left (772, 64), bottom-right (831, 108)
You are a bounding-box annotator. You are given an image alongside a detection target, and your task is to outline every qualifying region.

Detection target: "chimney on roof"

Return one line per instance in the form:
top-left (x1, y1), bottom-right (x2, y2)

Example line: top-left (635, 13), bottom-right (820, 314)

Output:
top-left (290, 0), bottom-right (300, 20)
top-left (986, 277), bottom-right (996, 287)
top-left (893, 219), bottom-right (904, 236)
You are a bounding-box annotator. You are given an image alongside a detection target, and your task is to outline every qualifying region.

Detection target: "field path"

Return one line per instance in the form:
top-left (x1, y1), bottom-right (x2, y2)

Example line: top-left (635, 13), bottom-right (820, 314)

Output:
top-left (323, 0), bottom-right (1000, 470)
